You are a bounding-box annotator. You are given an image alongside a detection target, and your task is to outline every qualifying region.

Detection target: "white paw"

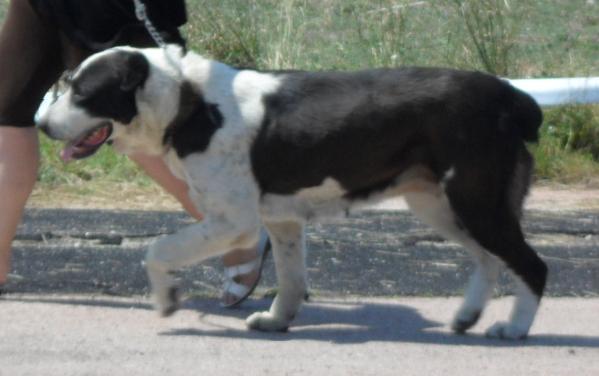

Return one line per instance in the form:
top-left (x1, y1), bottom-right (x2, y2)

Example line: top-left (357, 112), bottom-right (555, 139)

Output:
top-left (451, 309), bottom-right (481, 334)
top-left (246, 311), bottom-right (290, 332)
top-left (153, 286), bottom-right (180, 317)
top-left (485, 322), bottom-right (528, 340)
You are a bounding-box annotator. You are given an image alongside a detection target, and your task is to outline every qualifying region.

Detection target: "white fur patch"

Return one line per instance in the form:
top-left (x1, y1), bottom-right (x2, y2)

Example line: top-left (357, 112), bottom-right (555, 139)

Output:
top-left (296, 178), bottom-right (347, 201)
top-left (260, 178), bottom-right (351, 222)
top-left (486, 279), bottom-right (540, 339)
top-left (38, 92), bottom-right (96, 140)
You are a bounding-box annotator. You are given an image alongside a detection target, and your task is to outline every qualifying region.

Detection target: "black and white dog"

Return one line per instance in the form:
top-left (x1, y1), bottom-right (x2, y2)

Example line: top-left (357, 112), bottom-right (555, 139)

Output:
top-left (39, 46), bottom-right (546, 339)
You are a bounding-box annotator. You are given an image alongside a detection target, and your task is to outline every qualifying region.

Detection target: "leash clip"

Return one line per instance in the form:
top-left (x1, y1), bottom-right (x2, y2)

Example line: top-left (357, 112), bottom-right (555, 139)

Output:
top-left (133, 0), bottom-right (167, 48)
top-left (133, 0), bottom-right (147, 21)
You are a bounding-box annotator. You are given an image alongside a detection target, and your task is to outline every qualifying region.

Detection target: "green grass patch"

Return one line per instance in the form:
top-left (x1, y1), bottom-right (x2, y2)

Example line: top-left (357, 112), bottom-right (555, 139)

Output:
top-left (1, 0), bottom-right (598, 195)
top-left (183, 0), bottom-right (599, 76)
top-left (533, 105), bottom-right (599, 184)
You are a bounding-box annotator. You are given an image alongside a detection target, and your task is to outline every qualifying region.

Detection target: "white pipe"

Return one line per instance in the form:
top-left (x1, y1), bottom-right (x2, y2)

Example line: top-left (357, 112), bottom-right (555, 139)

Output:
top-left (508, 77), bottom-right (599, 107)
top-left (36, 76), bottom-right (599, 123)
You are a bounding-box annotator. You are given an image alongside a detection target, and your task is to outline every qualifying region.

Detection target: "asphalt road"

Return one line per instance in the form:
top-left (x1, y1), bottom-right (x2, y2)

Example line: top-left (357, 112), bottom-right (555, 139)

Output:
top-left (1, 296), bottom-right (598, 375)
top-left (1, 207), bottom-right (599, 375)
top-left (6, 208), bottom-right (599, 297)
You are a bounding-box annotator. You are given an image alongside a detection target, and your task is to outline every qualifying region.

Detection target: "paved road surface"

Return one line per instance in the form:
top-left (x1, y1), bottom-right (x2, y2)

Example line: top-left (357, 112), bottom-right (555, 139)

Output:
top-left (1, 207), bottom-right (598, 375)
top-left (6, 208), bottom-right (599, 296)
top-left (1, 296), bottom-right (598, 375)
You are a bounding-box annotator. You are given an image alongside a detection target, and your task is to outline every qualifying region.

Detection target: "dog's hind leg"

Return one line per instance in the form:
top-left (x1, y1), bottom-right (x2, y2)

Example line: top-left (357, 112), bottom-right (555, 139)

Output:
top-left (247, 220), bottom-right (306, 332)
top-left (453, 254), bottom-right (500, 333)
top-left (404, 191), bottom-right (500, 334)
top-left (443, 163), bottom-right (547, 340)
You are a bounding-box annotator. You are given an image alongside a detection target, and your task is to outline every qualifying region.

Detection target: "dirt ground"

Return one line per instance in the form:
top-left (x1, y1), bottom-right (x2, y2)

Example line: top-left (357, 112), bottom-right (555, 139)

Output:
top-left (524, 184), bottom-right (599, 211)
top-left (27, 183), bottom-right (599, 212)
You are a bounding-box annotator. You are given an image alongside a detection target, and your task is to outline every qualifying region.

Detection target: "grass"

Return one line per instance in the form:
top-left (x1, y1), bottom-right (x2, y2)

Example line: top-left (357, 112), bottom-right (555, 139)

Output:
top-left (532, 105), bottom-right (599, 184)
top-left (4, 0), bottom-right (598, 204)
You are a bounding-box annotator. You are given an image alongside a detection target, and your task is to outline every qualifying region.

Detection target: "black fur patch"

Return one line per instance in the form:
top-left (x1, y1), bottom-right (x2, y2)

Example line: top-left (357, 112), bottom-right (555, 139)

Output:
top-left (162, 81), bottom-right (223, 158)
top-left (71, 50), bottom-right (149, 124)
top-left (250, 66), bottom-right (546, 308)
top-left (452, 311), bottom-right (481, 334)
top-left (250, 68), bottom-right (542, 200)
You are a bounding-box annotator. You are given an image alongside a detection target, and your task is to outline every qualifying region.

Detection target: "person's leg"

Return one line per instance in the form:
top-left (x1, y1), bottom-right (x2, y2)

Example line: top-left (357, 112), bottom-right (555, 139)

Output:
top-left (0, 128), bottom-right (39, 285)
top-left (128, 153), bottom-right (204, 221)
top-left (0, 0), bottom-right (65, 285)
top-left (0, 0), bottom-right (266, 302)
top-left (129, 153), bottom-right (265, 306)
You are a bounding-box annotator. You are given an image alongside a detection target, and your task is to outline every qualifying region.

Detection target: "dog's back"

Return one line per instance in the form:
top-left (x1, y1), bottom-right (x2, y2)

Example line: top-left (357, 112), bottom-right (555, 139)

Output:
top-left (251, 67), bottom-right (542, 204)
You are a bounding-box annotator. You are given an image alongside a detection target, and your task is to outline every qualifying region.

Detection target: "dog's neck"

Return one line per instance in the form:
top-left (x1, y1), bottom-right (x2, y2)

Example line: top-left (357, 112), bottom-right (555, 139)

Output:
top-left (162, 81), bottom-right (224, 158)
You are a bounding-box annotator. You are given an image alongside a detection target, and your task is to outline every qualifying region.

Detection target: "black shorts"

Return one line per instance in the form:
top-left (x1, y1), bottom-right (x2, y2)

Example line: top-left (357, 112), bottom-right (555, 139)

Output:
top-left (0, 0), bottom-right (185, 127)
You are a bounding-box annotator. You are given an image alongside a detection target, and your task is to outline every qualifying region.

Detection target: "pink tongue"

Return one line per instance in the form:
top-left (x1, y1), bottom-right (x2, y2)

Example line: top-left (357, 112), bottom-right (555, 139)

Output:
top-left (59, 126), bottom-right (109, 163)
top-left (61, 146), bottom-right (77, 162)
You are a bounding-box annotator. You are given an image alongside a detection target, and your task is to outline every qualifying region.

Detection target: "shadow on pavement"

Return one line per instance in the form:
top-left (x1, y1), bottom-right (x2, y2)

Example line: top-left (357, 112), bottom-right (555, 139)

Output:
top-left (5, 294), bottom-right (599, 348)
top-left (165, 298), bottom-right (599, 348)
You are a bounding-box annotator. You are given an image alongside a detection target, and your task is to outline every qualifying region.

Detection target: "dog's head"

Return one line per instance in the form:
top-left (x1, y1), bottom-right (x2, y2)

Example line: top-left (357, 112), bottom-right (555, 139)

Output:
top-left (38, 46), bottom-right (184, 161)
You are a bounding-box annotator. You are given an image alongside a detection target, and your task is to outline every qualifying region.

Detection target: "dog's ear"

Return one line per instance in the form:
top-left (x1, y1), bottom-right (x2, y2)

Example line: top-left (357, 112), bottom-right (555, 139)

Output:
top-left (69, 50), bottom-right (151, 124)
top-left (120, 52), bottom-right (150, 92)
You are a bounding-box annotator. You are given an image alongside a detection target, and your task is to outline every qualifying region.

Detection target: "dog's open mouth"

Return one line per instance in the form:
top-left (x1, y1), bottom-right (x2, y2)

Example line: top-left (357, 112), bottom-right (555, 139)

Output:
top-left (61, 122), bottom-right (113, 162)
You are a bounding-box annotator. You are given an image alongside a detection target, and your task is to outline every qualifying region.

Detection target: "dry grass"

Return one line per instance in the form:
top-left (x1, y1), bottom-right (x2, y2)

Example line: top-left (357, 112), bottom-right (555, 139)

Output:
top-left (1, 0), bottom-right (597, 205)
top-left (27, 182), bottom-right (183, 211)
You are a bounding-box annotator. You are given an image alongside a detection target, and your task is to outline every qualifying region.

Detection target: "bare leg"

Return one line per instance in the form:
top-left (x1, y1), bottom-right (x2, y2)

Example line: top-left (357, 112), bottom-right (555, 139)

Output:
top-left (0, 0), bottom-right (67, 286)
top-left (0, 127), bottom-right (39, 284)
top-left (221, 248), bottom-right (262, 305)
top-left (128, 153), bottom-right (204, 221)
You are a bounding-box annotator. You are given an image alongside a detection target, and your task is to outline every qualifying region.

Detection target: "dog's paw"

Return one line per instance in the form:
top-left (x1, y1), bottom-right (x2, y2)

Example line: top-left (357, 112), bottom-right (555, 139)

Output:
top-left (451, 309), bottom-right (481, 334)
top-left (154, 286), bottom-right (180, 317)
top-left (246, 311), bottom-right (290, 332)
top-left (485, 322), bottom-right (528, 340)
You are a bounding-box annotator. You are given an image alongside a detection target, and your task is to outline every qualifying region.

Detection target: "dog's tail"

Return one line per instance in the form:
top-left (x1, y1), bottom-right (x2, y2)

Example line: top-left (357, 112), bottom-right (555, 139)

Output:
top-left (507, 85), bottom-right (543, 143)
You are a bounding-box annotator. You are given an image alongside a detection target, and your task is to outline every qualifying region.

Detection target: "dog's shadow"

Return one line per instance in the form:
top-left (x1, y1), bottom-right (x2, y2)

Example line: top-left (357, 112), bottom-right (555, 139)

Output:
top-left (7, 294), bottom-right (599, 348)
top-left (169, 298), bottom-right (442, 345)
top-left (165, 297), bottom-right (599, 348)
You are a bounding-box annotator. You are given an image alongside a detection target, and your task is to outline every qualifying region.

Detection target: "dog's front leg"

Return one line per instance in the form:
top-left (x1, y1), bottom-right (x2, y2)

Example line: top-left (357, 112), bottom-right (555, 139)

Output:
top-left (146, 215), bottom-right (259, 317)
top-left (247, 220), bottom-right (306, 332)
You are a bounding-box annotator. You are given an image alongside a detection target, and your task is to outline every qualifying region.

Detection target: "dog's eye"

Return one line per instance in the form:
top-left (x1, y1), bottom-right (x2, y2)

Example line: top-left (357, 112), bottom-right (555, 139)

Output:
top-left (70, 86), bottom-right (86, 104)
top-left (70, 80), bottom-right (86, 99)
